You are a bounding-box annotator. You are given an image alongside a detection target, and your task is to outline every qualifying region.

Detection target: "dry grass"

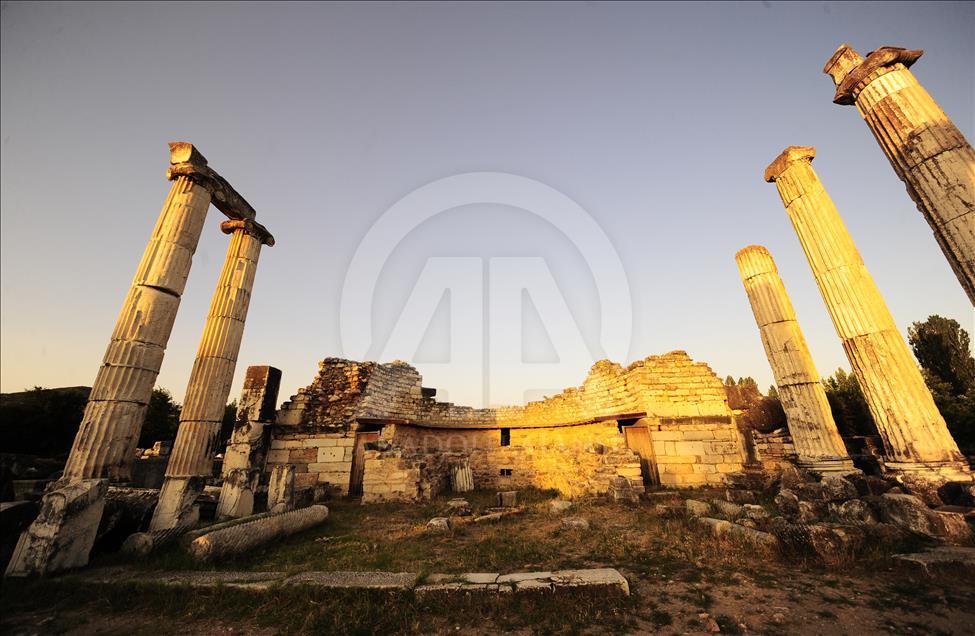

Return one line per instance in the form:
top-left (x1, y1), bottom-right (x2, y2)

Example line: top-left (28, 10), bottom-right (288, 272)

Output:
top-left (3, 489), bottom-right (974, 635)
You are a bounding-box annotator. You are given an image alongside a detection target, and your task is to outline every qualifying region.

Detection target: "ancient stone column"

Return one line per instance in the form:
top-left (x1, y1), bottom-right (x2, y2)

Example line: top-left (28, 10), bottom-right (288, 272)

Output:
top-left (150, 219), bottom-right (275, 531)
top-left (216, 365), bottom-right (282, 520)
top-left (735, 245), bottom-right (856, 475)
top-left (188, 505), bottom-right (329, 562)
top-left (62, 144), bottom-right (213, 481)
top-left (824, 45), bottom-right (975, 305)
top-left (765, 146), bottom-right (971, 481)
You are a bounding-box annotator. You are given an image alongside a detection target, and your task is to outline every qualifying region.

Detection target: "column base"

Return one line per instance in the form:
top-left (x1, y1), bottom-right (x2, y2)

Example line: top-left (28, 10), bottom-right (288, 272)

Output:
top-left (5, 479), bottom-right (108, 577)
top-left (883, 459), bottom-right (973, 483)
top-left (797, 457), bottom-right (860, 476)
top-left (149, 476), bottom-right (203, 532)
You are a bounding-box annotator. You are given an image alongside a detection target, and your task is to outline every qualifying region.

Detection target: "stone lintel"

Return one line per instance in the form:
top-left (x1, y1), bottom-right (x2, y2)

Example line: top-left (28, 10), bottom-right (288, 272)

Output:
top-left (824, 45), bottom-right (924, 105)
top-left (167, 141), bottom-right (257, 221)
top-left (220, 219), bottom-right (275, 247)
top-left (764, 146), bottom-right (816, 183)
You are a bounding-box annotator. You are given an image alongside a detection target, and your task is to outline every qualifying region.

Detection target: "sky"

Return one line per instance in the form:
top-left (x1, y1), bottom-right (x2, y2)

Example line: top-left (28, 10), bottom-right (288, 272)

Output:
top-left (2, 1), bottom-right (973, 411)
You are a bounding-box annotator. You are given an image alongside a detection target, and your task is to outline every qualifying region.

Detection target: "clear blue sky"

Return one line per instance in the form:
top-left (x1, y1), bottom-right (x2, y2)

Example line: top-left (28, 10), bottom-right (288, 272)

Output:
top-left (2, 2), bottom-right (972, 409)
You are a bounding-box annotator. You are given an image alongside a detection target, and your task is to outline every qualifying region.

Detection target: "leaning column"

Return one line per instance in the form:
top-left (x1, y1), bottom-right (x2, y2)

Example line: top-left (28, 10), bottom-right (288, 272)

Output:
top-left (62, 143), bottom-right (213, 482)
top-left (150, 219), bottom-right (275, 531)
top-left (764, 146), bottom-right (971, 481)
top-left (735, 245), bottom-right (855, 475)
top-left (824, 45), bottom-right (975, 305)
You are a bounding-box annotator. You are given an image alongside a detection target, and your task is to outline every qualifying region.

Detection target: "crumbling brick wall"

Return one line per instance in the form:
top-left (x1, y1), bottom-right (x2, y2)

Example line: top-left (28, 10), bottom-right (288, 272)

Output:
top-left (751, 427), bottom-right (798, 472)
top-left (268, 351), bottom-right (745, 495)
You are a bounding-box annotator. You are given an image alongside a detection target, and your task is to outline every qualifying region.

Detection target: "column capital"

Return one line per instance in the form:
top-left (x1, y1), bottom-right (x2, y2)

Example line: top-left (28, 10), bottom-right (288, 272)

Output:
top-left (824, 44), bottom-right (923, 105)
top-left (764, 146), bottom-right (815, 183)
top-left (220, 218), bottom-right (275, 247)
top-left (166, 142), bottom-right (258, 222)
top-left (735, 245), bottom-right (777, 280)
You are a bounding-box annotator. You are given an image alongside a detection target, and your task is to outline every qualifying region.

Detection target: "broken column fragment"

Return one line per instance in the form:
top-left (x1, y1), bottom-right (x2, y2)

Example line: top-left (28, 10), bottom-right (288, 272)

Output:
top-left (267, 464), bottom-right (297, 514)
top-left (5, 480), bottom-right (108, 577)
top-left (187, 505), bottom-right (329, 562)
top-left (216, 366), bottom-right (282, 520)
top-left (825, 45), bottom-right (975, 305)
top-left (735, 245), bottom-right (855, 474)
top-left (765, 146), bottom-right (971, 482)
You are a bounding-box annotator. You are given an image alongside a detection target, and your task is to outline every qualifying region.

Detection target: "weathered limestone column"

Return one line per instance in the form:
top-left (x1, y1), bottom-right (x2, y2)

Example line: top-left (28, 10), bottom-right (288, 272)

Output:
top-left (735, 245), bottom-right (856, 474)
top-left (824, 45), bottom-right (975, 305)
top-left (765, 146), bottom-right (971, 481)
top-left (62, 144), bottom-right (213, 481)
top-left (150, 219), bottom-right (275, 531)
top-left (216, 365), bottom-right (282, 520)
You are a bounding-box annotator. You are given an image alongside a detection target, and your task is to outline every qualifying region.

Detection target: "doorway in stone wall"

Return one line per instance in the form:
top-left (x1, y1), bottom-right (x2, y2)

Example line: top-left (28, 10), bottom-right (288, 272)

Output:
top-left (349, 428), bottom-right (381, 496)
top-left (620, 418), bottom-right (659, 487)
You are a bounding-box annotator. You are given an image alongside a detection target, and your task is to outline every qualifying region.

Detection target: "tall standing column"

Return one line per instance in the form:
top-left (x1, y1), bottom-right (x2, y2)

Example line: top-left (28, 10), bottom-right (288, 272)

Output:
top-left (824, 45), bottom-right (975, 305)
top-left (764, 146), bottom-right (970, 481)
top-left (150, 219), bottom-right (274, 531)
top-left (62, 143), bottom-right (213, 482)
top-left (735, 245), bottom-right (855, 474)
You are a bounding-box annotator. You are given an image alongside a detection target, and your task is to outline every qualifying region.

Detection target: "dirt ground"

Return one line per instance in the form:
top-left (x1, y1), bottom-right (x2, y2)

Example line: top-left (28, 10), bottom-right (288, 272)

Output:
top-left (3, 489), bottom-right (973, 635)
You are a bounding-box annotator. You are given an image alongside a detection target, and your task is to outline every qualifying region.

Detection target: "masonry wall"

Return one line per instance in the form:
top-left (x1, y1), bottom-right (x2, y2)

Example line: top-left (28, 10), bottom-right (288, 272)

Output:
top-left (268, 351), bottom-right (747, 496)
top-left (649, 418), bottom-right (745, 487)
top-left (265, 431), bottom-right (356, 493)
top-left (371, 421), bottom-right (644, 499)
top-left (751, 427), bottom-right (799, 472)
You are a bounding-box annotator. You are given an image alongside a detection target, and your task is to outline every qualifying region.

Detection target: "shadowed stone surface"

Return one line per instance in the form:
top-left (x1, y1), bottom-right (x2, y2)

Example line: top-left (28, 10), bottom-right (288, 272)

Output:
top-left (5, 480), bottom-right (107, 577)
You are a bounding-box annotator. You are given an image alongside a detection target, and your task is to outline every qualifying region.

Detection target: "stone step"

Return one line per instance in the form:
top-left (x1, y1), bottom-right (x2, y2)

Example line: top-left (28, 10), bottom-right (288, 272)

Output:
top-left (74, 567), bottom-right (630, 595)
top-left (893, 546), bottom-right (975, 580)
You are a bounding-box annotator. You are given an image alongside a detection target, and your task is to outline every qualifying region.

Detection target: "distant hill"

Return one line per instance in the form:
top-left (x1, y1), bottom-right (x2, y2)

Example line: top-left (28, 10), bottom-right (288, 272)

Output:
top-left (0, 386), bottom-right (91, 456)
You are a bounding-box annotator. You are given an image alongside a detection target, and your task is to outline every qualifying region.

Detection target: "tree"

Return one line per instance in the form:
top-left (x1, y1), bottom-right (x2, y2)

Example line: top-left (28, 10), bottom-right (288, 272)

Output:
top-left (0, 386), bottom-right (90, 456)
top-left (908, 315), bottom-right (975, 396)
top-left (908, 315), bottom-right (975, 452)
top-left (768, 385), bottom-right (779, 399)
top-left (138, 388), bottom-right (181, 447)
top-left (822, 368), bottom-right (876, 438)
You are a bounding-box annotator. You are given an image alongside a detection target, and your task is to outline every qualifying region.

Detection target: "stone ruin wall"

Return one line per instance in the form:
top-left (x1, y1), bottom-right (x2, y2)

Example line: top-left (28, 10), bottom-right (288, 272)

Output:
top-left (750, 428), bottom-right (800, 472)
top-left (364, 422), bottom-right (644, 502)
top-left (268, 351), bottom-right (746, 498)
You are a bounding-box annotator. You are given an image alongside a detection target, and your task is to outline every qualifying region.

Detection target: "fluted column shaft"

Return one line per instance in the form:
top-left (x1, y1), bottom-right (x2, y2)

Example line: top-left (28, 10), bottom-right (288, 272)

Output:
top-left (735, 245), bottom-right (854, 473)
top-left (825, 45), bottom-right (975, 305)
top-left (765, 146), bottom-right (969, 478)
top-left (63, 167), bottom-right (211, 482)
top-left (165, 221), bottom-right (272, 478)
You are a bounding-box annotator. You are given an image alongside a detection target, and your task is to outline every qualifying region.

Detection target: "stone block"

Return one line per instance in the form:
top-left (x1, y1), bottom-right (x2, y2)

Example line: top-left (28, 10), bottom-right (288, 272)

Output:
top-left (5, 479), bottom-right (108, 576)
top-left (426, 517), bottom-right (451, 533)
top-left (673, 441), bottom-right (705, 456)
top-left (651, 431), bottom-right (684, 441)
top-left (317, 447), bottom-right (344, 463)
top-left (266, 449), bottom-right (290, 463)
top-left (682, 431), bottom-right (714, 441)
top-left (498, 491), bottom-right (518, 507)
top-left (893, 546), bottom-right (975, 580)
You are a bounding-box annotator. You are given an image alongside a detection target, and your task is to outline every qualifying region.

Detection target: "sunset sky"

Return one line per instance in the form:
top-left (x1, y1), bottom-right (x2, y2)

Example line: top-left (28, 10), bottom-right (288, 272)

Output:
top-left (2, 1), bottom-right (972, 409)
